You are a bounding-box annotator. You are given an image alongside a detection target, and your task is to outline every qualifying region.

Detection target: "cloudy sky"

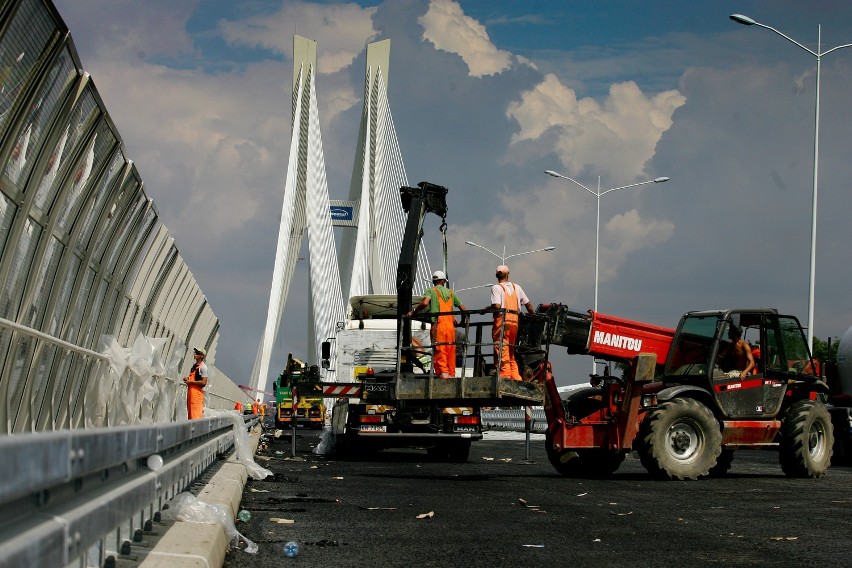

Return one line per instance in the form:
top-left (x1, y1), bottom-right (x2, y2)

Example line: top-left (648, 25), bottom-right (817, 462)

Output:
top-left (53, 0), bottom-right (852, 389)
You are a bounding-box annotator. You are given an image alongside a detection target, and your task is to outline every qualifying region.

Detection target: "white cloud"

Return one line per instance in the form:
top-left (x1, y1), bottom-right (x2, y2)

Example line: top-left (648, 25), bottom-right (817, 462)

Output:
top-left (218, 0), bottom-right (378, 74)
top-left (599, 209), bottom-right (674, 281)
top-left (419, 0), bottom-right (515, 77)
top-left (507, 73), bottom-right (686, 181)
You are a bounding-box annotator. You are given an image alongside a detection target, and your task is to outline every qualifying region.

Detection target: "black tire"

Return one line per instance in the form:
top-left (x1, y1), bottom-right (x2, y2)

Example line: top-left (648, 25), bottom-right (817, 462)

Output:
top-left (427, 440), bottom-right (471, 463)
top-left (544, 388), bottom-right (625, 477)
top-left (637, 398), bottom-right (721, 480)
top-left (708, 449), bottom-right (735, 477)
top-left (447, 440), bottom-right (471, 463)
top-left (562, 387), bottom-right (605, 420)
top-left (544, 431), bottom-right (624, 477)
top-left (779, 399), bottom-right (833, 478)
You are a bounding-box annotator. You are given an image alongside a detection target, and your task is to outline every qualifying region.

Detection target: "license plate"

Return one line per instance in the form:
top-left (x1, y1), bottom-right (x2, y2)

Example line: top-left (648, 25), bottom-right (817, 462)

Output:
top-left (359, 424), bottom-right (387, 433)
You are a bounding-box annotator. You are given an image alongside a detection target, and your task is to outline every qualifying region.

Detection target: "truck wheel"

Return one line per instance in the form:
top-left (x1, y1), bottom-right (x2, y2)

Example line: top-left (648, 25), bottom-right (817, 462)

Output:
top-left (708, 449), bottom-right (735, 477)
top-left (638, 398), bottom-right (721, 480)
top-left (779, 399), bottom-right (833, 478)
top-left (545, 431), bottom-right (624, 478)
top-left (446, 440), bottom-right (471, 463)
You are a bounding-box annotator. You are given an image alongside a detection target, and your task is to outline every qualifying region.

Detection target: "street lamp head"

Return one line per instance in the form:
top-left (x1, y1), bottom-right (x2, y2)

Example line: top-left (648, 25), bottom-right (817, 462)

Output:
top-left (464, 240), bottom-right (479, 247)
top-left (653, 177), bottom-right (670, 183)
top-left (544, 170), bottom-right (562, 178)
top-left (543, 246), bottom-right (556, 251)
top-left (730, 14), bottom-right (756, 26)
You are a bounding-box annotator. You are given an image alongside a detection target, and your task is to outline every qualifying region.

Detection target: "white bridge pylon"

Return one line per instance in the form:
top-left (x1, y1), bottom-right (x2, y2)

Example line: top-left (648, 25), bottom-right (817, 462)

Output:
top-left (250, 36), bottom-right (431, 393)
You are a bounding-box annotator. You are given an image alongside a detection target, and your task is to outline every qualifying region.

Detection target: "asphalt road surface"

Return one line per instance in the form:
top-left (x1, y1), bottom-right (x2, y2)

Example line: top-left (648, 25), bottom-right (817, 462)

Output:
top-left (224, 429), bottom-right (852, 568)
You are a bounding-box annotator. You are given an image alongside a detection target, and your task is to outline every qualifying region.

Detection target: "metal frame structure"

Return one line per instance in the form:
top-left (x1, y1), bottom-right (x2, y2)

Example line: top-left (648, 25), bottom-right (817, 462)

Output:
top-left (0, 0), bottom-right (242, 432)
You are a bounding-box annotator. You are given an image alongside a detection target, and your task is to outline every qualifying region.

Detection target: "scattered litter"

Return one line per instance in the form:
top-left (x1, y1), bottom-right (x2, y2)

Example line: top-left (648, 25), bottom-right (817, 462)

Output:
top-left (331, 476), bottom-right (344, 480)
top-left (518, 498), bottom-right (540, 509)
top-left (310, 466), bottom-right (319, 469)
top-left (498, 458), bottom-right (512, 462)
top-left (359, 507), bottom-right (397, 510)
top-left (163, 493), bottom-right (258, 554)
top-left (269, 518), bottom-right (295, 524)
top-left (518, 498), bottom-right (527, 506)
top-left (610, 511), bottom-right (633, 516)
top-left (593, 538), bottom-right (601, 543)
top-left (275, 451), bottom-right (284, 455)
top-left (576, 492), bottom-right (588, 497)
top-left (482, 457), bottom-right (495, 461)
top-left (770, 536), bottom-right (799, 541)
top-left (249, 488), bottom-right (270, 493)
top-left (416, 511), bottom-right (435, 519)
top-left (522, 544), bottom-right (544, 548)
top-left (255, 455), bottom-right (271, 461)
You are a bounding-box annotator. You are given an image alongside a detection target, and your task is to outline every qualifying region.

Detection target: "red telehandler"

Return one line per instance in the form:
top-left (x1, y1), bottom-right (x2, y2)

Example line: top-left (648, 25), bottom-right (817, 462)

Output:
top-left (522, 305), bottom-right (834, 480)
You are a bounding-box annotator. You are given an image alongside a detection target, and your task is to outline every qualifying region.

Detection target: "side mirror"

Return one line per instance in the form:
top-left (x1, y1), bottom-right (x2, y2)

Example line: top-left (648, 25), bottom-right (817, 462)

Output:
top-left (321, 341), bottom-right (331, 360)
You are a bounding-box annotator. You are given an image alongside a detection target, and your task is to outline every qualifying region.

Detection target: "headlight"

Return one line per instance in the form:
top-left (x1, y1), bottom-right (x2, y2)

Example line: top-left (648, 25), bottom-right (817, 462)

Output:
top-left (642, 395), bottom-right (658, 408)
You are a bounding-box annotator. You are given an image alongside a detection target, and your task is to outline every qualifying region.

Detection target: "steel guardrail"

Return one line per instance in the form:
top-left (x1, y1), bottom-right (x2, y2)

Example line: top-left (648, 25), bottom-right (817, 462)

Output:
top-left (0, 414), bottom-right (257, 567)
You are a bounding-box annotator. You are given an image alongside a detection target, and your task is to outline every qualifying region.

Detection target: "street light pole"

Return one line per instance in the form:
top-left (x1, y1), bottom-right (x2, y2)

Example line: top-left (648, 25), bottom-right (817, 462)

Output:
top-left (544, 171), bottom-right (669, 315)
top-left (730, 13), bottom-right (852, 349)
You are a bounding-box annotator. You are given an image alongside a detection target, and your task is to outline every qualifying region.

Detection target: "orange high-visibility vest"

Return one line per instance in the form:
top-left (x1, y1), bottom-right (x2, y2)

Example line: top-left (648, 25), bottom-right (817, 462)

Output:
top-left (432, 288), bottom-right (457, 378)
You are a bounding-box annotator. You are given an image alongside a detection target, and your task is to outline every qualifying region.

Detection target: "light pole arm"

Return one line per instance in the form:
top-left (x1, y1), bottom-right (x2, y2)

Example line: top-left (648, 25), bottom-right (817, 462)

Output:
top-left (544, 170), bottom-right (595, 196)
top-left (751, 21), bottom-right (818, 57)
top-left (822, 43), bottom-right (852, 57)
top-left (598, 178), bottom-right (668, 197)
top-left (464, 241), bottom-right (502, 261)
top-left (504, 246), bottom-right (556, 261)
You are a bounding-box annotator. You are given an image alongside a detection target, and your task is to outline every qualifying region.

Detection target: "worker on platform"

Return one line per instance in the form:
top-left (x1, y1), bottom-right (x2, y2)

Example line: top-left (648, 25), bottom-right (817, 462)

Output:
top-left (491, 265), bottom-right (534, 380)
top-left (407, 270), bottom-right (467, 378)
top-left (234, 401), bottom-right (243, 413)
top-left (252, 398), bottom-right (260, 415)
top-left (183, 347), bottom-right (208, 419)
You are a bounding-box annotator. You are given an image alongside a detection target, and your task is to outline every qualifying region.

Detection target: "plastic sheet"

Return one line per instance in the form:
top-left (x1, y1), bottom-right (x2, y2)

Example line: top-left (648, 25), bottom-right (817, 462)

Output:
top-left (90, 334), bottom-right (180, 427)
top-left (314, 425), bottom-right (334, 455)
top-left (207, 409), bottom-right (273, 480)
top-left (162, 492), bottom-right (258, 554)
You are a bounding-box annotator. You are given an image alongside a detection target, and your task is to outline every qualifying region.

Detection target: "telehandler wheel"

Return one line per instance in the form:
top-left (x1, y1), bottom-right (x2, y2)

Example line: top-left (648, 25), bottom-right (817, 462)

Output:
top-left (543, 387), bottom-right (625, 477)
top-left (779, 399), bottom-right (833, 478)
top-left (638, 398), bottom-right (721, 480)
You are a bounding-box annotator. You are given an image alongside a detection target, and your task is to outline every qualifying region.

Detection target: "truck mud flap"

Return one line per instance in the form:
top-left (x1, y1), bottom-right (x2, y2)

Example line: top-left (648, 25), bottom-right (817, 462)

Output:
top-left (392, 376), bottom-right (545, 406)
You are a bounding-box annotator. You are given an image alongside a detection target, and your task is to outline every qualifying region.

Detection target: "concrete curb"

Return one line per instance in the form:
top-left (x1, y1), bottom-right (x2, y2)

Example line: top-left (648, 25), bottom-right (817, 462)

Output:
top-left (138, 425), bottom-right (263, 568)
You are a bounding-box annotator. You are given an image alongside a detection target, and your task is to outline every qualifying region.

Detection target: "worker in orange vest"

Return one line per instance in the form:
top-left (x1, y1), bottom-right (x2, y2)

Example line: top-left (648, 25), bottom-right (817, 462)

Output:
top-left (234, 401), bottom-right (243, 412)
top-left (491, 265), bottom-right (534, 380)
top-left (183, 347), bottom-right (208, 419)
top-left (252, 398), bottom-right (260, 415)
top-left (407, 270), bottom-right (467, 378)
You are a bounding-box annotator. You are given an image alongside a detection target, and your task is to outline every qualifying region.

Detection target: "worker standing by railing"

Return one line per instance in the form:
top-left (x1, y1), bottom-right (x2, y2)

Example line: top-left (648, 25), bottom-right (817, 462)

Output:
top-left (183, 347), bottom-right (209, 419)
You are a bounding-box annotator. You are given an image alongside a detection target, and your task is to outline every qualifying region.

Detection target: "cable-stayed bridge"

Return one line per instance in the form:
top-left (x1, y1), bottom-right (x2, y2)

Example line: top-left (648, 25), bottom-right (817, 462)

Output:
top-left (249, 36), bottom-right (431, 392)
